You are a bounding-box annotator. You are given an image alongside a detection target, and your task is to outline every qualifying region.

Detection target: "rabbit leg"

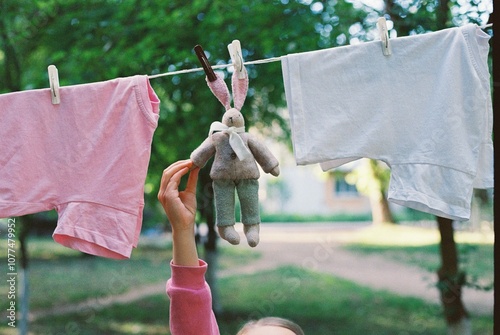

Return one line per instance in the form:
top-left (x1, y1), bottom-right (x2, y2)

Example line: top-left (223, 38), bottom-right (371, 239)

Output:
top-left (213, 179), bottom-right (240, 245)
top-left (236, 179), bottom-right (260, 247)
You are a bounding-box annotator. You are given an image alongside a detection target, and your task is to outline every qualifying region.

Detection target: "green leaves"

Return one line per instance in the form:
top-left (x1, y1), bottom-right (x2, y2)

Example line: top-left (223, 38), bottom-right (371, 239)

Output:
top-left (0, 0), bottom-right (490, 226)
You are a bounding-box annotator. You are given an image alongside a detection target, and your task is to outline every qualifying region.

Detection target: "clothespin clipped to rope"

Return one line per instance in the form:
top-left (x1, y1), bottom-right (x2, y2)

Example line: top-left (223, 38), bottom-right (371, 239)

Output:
top-left (227, 40), bottom-right (247, 79)
top-left (377, 18), bottom-right (392, 56)
top-left (194, 45), bottom-right (217, 82)
top-left (48, 65), bottom-right (61, 104)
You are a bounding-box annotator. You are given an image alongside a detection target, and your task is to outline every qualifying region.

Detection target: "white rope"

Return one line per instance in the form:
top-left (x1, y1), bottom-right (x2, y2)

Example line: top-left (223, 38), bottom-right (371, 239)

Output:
top-left (147, 56), bottom-right (283, 79)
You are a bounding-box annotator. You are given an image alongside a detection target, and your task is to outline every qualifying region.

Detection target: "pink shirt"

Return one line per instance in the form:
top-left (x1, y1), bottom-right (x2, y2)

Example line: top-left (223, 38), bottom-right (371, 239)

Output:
top-left (166, 260), bottom-right (220, 334)
top-left (0, 76), bottom-right (159, 259)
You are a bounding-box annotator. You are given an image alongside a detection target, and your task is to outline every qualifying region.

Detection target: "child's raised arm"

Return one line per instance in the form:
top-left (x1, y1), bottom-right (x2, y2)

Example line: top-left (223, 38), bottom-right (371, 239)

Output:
top-left (159, 160), bottom-right (220, 334)
top-left (157, 159), bottom-right (200, 267)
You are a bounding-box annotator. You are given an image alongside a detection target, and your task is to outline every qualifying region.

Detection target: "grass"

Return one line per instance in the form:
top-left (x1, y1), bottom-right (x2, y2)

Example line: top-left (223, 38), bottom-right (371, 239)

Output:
top-left (0, 223), bottom-right (493, 334)
top-left (216, 266), bottom-right (493, 335)
top-left (260, 212), bottom-right (373, 223)
top-left (0, 235), bottom-right (259, 311)
top-left (0, 237), bottom-right (172, 310)
top-left (259, 206), bottom-right (437, 223)
top-left (0, 266), bottom-right (493, 335)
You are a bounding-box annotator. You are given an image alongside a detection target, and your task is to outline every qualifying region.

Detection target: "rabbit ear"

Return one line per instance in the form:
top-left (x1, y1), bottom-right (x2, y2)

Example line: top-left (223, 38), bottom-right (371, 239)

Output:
top-left (231, 69), bottom-right (248, 111)
top-left (207, 73), bottom-right (231, 110)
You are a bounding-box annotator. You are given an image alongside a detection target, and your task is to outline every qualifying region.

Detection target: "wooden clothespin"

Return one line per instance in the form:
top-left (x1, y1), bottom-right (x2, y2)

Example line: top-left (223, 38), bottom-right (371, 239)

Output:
top-left (194, 45), bottom-right (217, 82)
top-left (227, 40), bottom-right (247, 79)
top-left (48, 65), bottom-right (61, 104)
top-left (377, 18), bottom-right (392, 56)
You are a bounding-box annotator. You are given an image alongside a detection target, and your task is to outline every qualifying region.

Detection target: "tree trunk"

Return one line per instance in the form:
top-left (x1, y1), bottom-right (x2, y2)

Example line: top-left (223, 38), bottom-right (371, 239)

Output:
top-left (433, 2), bottom-right (471, 333)
top-left (436, 216), bottom-right (470, 335)
top-left (197, 167), bottom-right (222, 315)
top-left (367, 160), bottom-right (394, 225)
top-left (369, 192), bottom-right (393, 225)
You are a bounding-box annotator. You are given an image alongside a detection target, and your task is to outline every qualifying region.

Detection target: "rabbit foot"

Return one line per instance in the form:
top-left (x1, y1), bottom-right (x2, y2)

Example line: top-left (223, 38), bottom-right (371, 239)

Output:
top-left (244, 224), bottom-right (260, 247)
top-left (218, 225), bottom-right (240, 245)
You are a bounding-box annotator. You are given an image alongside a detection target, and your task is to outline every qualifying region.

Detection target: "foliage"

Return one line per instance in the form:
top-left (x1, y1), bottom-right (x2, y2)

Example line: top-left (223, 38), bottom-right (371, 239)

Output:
top-left (0, 0), bottom-right (368, 229)
top-left (345, 159), bottom-right (390, 200)
top-left (261, 211), bottom-right (372, 222)
top-left (0, 0), bottom-right (491, 228)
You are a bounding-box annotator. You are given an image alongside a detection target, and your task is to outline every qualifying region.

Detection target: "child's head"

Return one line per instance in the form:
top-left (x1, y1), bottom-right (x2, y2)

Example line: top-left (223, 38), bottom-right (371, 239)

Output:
top-left (236, 317), bottom-right (304, 335)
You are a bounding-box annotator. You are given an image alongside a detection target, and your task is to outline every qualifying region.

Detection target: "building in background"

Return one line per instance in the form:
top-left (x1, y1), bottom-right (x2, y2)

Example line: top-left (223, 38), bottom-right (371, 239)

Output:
top-left (256, 131), bottom-right (371, 219)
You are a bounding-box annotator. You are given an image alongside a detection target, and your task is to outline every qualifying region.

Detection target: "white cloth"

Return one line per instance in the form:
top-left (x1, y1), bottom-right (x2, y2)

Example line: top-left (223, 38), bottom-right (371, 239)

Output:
top-left (209, 121), bottom-right (252, 160)
top-left (281, 24), bottom-right (493, 221)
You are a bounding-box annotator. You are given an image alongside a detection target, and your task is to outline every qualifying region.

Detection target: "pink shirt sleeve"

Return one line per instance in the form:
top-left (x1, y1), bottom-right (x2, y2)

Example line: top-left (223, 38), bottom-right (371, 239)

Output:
top-left (166, 260), bottom-right (220, 335)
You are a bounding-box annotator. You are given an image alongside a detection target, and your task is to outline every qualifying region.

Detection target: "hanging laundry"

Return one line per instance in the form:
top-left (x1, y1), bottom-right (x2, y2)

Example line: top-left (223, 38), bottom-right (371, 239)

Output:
top-left (0, 75), bottom-right (160, 259)
top-left (281, 24), bottom-right (493, 221)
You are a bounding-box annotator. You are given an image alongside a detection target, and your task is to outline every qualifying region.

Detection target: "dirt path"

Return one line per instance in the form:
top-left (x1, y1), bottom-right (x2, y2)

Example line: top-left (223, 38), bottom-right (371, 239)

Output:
top-left (29, 223), bottom-right (493, 321)
top-left (248, 223), bottom-right (493, 316)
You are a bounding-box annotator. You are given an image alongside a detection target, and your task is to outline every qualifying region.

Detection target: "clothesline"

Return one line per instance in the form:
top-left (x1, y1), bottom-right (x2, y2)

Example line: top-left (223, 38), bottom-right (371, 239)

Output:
top-left (147, 56), bottom-right (282, 79)
top-left (147, 23), bottom-right (493, 80)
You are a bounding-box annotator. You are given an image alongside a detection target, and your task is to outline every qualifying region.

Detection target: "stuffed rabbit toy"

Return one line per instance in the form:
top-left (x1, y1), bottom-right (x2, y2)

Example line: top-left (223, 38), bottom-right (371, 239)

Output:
top-left (190, 68), bottom-right (280, 247)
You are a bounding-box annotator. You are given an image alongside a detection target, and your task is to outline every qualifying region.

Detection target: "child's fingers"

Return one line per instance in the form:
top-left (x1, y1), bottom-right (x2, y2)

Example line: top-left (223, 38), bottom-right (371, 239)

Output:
top-left (158, 160), bottom-right (192, 198)
top-left (185, 167), bottom-right (200, 195)
top-left (166, 167), bottom-right (190, 192)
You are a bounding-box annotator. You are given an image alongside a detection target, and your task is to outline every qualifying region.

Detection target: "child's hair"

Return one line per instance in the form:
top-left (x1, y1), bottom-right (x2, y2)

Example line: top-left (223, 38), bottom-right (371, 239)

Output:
top-left (236, 317), bottom-right (304, 335)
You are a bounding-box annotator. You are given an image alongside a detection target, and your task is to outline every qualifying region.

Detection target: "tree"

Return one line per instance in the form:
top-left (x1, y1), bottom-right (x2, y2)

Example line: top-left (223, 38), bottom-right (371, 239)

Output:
top-left (346, 159), bottom-right (394, 224)
top-left (1, 0), bottom-right (491, 329)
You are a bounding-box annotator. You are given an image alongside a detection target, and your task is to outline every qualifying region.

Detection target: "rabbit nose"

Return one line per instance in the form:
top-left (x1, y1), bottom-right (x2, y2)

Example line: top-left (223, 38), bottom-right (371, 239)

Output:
top-left (229, 117), bottom-right (233, 124)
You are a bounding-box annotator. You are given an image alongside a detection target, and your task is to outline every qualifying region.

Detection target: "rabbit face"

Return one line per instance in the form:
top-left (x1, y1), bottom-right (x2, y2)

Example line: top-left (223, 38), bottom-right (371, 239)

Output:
top-left (222, 108), bottom-right (245, 128)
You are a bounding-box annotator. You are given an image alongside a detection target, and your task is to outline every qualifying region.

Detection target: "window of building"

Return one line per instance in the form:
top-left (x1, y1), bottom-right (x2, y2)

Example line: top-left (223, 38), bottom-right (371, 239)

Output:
top-left (334, 178), bottom-right (359, 197)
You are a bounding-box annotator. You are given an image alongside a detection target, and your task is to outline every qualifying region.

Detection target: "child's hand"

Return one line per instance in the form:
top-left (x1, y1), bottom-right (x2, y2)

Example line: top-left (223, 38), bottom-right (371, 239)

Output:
top-left (158, 160), bottom-right (199, 233)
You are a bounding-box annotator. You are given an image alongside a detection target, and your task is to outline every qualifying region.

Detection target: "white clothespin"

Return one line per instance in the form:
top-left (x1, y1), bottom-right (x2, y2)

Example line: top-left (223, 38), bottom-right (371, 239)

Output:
top-left (227, 40), bottom-right (247, 79)
top-left (48, 65), bottom-right (61, 104)
top-left (377, 18), bottom-right (392, 56)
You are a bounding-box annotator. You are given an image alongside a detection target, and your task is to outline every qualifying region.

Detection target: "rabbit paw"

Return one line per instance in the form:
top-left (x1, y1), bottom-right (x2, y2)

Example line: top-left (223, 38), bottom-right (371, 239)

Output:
top-left (218, 225), bottom-right (240, 245)
top-left (244, 224), bottom-right (260, 247)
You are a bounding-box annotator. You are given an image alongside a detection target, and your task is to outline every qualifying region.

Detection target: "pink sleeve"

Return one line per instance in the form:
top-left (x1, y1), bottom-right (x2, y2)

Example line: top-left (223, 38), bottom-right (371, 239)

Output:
top-left (166, 260), bottom-right (220, 335)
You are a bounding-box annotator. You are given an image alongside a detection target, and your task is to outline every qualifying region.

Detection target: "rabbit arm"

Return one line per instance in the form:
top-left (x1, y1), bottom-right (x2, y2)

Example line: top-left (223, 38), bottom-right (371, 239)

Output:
top-left (247, 136), bottom-right (280, 176)
top-left (190, 137), bottom-right (216, 168)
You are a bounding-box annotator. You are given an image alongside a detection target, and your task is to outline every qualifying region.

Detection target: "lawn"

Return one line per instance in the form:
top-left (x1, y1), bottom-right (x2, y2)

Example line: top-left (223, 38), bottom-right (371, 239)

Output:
top-left (0, 266), bottom-right (493, 335)
top-left (0, 236), bottom-right (259, 310)
top-left (341, 223), bottom-right (494, 290)
top-left (0, 224), bottom-right (494, 334)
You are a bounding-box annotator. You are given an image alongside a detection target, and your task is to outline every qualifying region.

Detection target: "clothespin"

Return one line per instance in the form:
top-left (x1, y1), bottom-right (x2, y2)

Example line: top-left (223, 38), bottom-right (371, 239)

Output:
top-left (377, 18), bottom-right (392, 56)
top-left (48, 65), bottom-right (61, 104)
top-left (227, 40), bottom-right (247, 79)
top-left (194, 45), bottom-right (217, 82)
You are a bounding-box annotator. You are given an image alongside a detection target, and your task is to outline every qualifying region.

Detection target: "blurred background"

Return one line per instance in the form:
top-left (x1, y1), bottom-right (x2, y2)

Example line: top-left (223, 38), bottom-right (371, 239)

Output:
top-left (0, 0), bottom-right (494, 334)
